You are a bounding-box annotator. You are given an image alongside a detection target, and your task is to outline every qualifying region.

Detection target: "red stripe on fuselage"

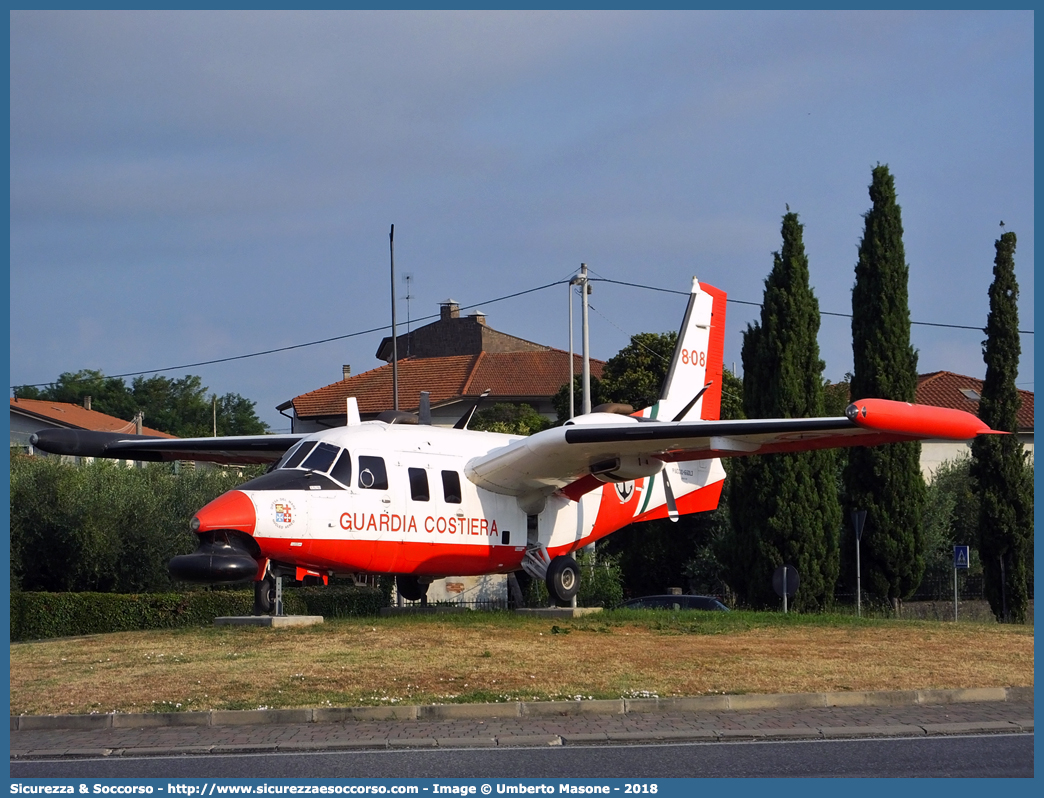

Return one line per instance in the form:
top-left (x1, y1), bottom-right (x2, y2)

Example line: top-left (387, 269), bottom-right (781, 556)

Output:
top-left (255, 536), bottom-right (525, 577)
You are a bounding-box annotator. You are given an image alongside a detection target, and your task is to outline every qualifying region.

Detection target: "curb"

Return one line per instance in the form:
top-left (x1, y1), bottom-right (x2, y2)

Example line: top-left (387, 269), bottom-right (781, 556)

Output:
top-left (10, 686), bottom-right (1033, 732)
top-left (10, 720), bottom-right (1034, 760)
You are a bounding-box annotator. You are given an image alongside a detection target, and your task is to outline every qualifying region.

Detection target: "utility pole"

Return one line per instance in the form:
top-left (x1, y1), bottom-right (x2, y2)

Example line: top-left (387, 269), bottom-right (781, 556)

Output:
top-left (567, 276), bottom-right (578, 419)
top-left (580, 263), bottom-right (591, 415)
top-left (212, 395), bottom-right (217, 437)
top-left (390, 224), bottom-right (398, 410)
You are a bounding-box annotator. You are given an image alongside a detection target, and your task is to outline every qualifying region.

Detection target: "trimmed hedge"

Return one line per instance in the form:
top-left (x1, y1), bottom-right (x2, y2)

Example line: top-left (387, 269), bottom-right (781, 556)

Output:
top-left (11, 586), bottom-right (386, 641)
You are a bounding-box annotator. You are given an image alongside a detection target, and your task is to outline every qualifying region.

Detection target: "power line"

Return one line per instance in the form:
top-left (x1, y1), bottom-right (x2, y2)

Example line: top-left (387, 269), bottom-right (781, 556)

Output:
top-left (12, 279), bottom-right (570, 390)
top-left (12, 273), bottom-right (1033, 391)
top-left (590, 277), bottom-right (1035, 335)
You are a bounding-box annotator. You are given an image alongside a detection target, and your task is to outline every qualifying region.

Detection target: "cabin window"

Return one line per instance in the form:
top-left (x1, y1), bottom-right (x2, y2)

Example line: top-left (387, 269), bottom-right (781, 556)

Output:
top-left (408, 468), bottom-right (430, 501)
top-left (301, 442), bottom-right (340, 473)
top-left (281, 440), bottom-right (317, 469)
top-left (329, 450), bottom-right (352, 486)
top-left (358, 456), bottom-right (389, 490)
top-left (442, 470), bottom-right (462, 504)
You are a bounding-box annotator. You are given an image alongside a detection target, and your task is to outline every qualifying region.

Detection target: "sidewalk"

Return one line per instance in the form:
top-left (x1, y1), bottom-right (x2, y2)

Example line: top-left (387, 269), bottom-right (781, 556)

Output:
top-left (10, 687), bottom-right (1033, 760)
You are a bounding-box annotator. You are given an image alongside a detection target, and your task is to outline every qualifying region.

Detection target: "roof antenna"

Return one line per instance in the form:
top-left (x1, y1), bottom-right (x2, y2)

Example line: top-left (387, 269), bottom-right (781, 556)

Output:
top-left (403, 272), bottom-right (414, 357)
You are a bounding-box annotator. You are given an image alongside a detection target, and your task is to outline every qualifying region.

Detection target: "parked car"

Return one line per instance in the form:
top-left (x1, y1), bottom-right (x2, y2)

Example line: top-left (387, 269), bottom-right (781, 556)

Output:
top-left (616, 594), bottom-right (730, 611)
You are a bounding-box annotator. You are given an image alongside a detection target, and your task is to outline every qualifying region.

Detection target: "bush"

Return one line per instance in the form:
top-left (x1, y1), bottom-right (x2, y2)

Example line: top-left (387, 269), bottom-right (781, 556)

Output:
top-left (10, 587), bottom-right (386, 641)
top-left (520, 548), bottom-right (624, 608)
top-left (10, 454), bottom-right (261, 593)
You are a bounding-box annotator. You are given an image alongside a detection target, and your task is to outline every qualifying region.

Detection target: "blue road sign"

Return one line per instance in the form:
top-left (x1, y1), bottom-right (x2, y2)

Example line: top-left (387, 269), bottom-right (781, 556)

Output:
top-left (954, 545), bottom-right (970, 569)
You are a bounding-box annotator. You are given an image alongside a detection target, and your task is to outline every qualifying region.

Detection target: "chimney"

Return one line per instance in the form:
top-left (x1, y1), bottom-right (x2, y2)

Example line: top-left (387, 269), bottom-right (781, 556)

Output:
top-left (440, 299), bottom-right (460, 321)
top-left (469, 310), bottom-right (487, 326)
top-left (83, 396), bottom-right (92, 411)
top-left (342, 365), bottom-right (351, 381)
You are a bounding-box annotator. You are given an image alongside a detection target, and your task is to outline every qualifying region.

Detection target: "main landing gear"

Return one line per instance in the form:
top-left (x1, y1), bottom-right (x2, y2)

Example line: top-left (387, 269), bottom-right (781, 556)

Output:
top-left (521, 547), bottom-right (581, 607)
top-left (545, 555), bottom-right (580, 607)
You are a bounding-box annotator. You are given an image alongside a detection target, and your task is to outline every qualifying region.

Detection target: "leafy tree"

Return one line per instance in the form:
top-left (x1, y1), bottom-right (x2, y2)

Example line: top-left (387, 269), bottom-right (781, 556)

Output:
top-left (14, 370), bottom-right (137, 421)
top-left (14, 371), bottom-right (268, 437)
top-left (719, 369), bottom-right (745, 421)
top-left (842, 165), bottom-right (926, 610)
top-left (601, 331), bottom-right (678, 411)
top-left (723, 210), bottom-right (841, 610)
top-left (970, 232), bottom-right (1034, 622)
top-left (470, 403), bottom-right (552, 436)
top-left (552, 376), bottom-right (609, 422)
top-left (823, 376), bottom-right (852, 417)
top-left (920, 456), bottom-right (980, 596)
top-left (10, 454), bottom-right (262, 593)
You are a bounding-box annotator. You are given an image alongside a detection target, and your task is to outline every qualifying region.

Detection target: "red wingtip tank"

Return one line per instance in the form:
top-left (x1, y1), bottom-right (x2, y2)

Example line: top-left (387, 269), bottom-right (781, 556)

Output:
top-left (846, 398), bottom-right (997, 440)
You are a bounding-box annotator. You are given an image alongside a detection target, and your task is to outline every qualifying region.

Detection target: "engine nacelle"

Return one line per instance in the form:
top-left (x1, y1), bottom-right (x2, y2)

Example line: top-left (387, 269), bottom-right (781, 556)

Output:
top-left (590, 455), bottom-right (664, 483)
top-left (168, 532), bottom-right (259, 584)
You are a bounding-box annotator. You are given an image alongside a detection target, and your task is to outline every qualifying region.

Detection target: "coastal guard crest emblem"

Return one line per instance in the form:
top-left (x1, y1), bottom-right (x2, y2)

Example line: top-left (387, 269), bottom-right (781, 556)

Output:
top-left (272, 499), bottom-right (296, 529)
top-left (615, 481), bottom-right (636, 504)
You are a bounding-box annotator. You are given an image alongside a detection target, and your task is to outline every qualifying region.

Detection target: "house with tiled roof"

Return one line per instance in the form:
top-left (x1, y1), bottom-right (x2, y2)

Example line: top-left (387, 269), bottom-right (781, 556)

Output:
top-left (10, 397), bottom-right (176, 461)
top-left (915, 371), bottom-right (1033, 478)
top-left (279, 301), bottom-right (605, 432)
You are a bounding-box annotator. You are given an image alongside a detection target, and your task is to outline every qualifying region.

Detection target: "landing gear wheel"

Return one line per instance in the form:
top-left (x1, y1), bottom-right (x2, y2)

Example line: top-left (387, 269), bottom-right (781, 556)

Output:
top-left (396, 574), bottom-right (428, 603)
top-left (545, 555), bottom-right (580, 607)
top-left (253, 573), bottom-right (276, 616)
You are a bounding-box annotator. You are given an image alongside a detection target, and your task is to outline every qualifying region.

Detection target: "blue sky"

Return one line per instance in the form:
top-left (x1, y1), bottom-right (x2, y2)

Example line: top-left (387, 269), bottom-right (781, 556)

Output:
top-left (9, 10), bottom-right (1034, 432)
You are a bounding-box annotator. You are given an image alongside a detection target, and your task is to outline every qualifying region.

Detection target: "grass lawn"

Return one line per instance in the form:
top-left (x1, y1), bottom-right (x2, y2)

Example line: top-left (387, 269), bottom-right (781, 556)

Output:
top-left (9, 610), bottom-right (1033, 716)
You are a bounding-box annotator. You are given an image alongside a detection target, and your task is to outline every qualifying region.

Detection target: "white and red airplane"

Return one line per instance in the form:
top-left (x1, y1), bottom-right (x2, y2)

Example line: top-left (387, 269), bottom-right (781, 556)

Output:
top-left (31, 279), bottom-right (994, 612)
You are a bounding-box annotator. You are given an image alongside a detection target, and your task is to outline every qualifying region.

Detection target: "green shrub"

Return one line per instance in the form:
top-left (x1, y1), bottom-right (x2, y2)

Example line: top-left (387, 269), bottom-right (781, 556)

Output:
top-left (10, 454), bottom-right (262, 594)
top-left (10, 586), bottom-right (385, 641)
top-left (521, 549), bottom-right (624, 608)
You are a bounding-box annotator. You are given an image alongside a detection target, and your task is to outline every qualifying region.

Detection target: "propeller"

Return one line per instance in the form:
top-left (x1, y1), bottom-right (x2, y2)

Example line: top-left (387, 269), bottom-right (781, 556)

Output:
top-left (662, 467), bottom-right (680, 523)
top-left (454, 389), bottom-right (491, 430)
top-left (671, 382), bottom-right (714, 422)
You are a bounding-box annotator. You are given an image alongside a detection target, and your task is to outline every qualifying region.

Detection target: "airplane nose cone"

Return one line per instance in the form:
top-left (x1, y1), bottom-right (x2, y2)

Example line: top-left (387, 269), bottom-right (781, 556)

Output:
top-left (193, 490), bottom-right (256, 535)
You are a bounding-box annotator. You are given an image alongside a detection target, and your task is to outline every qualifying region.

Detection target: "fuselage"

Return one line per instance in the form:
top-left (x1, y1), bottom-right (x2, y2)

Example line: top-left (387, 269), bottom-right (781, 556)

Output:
top-left (190, 420), bottom-right (726, 581)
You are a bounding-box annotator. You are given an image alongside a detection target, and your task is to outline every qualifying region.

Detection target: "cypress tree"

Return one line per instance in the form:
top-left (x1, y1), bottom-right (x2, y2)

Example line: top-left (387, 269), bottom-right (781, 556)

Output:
top-left (843, 165), bottom-right (926, 609)
top-left (970, 232), bottom-right (1033, 623)
top-left (726, 210), bottom-right (841, 610)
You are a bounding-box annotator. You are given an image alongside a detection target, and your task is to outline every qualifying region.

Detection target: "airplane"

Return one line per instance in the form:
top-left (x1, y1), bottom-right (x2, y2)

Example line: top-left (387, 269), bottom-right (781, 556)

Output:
top-left (31, 279), bottom-right (995, 614)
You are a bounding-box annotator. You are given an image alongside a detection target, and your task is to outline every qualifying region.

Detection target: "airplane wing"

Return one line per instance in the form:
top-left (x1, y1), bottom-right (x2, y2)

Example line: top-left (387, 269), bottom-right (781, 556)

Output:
top-left (465, 398), bottom-right (994, 498)
top-left (29, 428), bottom-right (306, 465)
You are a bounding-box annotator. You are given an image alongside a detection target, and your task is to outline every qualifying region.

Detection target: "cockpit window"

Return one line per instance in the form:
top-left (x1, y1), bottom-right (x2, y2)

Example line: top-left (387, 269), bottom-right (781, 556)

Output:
top-left (280, 440), bottom-right (316, 470)
top-left (329, 450), bottom-right (352, 486)
top-left (301, 442), bottom-right (340, 473)
top-left (358, 455), bottom-right (389, 490)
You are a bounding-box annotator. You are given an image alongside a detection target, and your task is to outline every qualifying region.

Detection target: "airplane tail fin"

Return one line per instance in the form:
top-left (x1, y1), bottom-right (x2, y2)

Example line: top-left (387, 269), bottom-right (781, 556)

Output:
top-left (647, 278), bottom-right (727, 422)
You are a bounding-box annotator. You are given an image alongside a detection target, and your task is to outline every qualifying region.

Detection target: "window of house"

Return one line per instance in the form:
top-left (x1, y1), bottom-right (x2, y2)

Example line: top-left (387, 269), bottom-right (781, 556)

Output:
top-left (358, 456), bottom-right (389, 490)
top-left (442, 470), bottom-right (462, 504)
top-left (408, 468), bottom-right (430, 501)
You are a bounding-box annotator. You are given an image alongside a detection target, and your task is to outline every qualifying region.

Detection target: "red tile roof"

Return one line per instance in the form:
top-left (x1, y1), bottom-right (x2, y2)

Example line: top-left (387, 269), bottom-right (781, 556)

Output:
top-left (10, 398), bottom-right (177, 438)
top-left (916, 371), bottom-right (1033, 431)
top-left (291, 351), bottom-right (606, 418)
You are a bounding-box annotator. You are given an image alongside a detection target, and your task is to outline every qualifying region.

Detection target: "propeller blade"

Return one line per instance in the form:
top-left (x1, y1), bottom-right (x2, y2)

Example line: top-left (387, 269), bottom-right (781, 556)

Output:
top-left (454, 389), bottom-right (491, 430)
top-left (662, 468), bottom-right (680, 523)
top-left (671, 382), bottom-right (713, 422)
